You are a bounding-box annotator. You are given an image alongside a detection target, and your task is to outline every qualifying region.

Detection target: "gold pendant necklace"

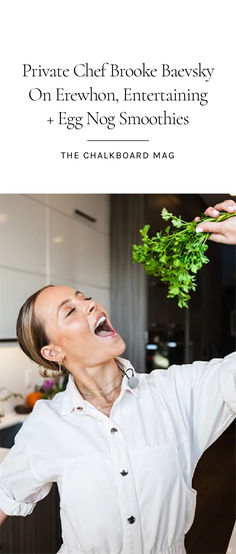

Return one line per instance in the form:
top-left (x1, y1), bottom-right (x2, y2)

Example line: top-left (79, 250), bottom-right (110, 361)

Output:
top-left (86, 377), bottom-right (124, 411)
top-left (79, 371), bottom-right (125, 398)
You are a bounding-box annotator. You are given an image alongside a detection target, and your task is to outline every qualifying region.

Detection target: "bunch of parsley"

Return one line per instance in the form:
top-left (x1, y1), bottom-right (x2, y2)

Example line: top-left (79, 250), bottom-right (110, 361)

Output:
top-left (133, 208), bottom-right (236, 308)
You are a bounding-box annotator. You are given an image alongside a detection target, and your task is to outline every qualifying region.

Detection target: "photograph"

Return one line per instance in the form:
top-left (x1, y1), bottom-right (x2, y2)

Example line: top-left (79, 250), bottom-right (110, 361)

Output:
top-left (0, 193), bottom-right (235, 554)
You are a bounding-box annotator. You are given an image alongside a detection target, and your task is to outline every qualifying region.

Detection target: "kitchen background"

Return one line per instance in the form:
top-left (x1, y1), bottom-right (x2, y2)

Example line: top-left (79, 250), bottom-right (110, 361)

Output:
top-left (0, 194), bottom-right (110, 414)
top-left (0, 193), bottom-right (235, 554)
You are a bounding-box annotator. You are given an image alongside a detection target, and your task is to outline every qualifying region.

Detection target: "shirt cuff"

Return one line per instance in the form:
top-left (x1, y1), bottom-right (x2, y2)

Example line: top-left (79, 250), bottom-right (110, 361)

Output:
top-left (0, 487), bottom-right (36, 516)
top-left (220, 352), bottom-right (236, 414)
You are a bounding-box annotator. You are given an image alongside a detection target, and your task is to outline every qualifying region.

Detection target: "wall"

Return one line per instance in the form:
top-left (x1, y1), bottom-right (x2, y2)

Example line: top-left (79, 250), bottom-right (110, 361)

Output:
top-left (110, 194), bottom-right (147, 371)
top-left (0, 194), bottom-right (110, 413)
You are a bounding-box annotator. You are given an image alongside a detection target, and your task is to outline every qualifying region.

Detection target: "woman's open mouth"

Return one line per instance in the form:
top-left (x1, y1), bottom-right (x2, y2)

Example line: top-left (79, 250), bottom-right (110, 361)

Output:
top-left (94, 313), bottom-right (118, 339)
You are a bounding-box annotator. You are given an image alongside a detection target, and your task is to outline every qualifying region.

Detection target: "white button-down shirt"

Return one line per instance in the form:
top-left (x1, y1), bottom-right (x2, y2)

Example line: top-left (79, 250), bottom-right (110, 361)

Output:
top-left (0, 354), bottom-right (235, 554)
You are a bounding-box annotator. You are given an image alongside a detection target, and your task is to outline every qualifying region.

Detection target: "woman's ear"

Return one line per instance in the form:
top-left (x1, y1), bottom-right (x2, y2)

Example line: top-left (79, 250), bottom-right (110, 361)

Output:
top-left (41, 344), bottom-right (64, 363)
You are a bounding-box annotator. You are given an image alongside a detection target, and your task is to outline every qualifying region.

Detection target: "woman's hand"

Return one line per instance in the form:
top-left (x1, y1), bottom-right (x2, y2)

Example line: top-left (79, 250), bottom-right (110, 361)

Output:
top-left (195, 199), bottom-right (236, 244)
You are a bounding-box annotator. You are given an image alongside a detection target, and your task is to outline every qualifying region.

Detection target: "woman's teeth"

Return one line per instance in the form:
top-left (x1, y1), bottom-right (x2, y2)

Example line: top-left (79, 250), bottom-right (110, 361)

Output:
top-left (94, 315), bottom-right (117, 338)
top-left (94, 315), bottom-right (106, 331)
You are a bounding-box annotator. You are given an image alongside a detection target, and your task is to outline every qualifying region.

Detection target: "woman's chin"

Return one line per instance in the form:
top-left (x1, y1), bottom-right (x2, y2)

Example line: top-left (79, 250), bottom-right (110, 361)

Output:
top-left (115, 336), bottom-right (126, 355)
top-left (94, 332), bottom-right (126, 357)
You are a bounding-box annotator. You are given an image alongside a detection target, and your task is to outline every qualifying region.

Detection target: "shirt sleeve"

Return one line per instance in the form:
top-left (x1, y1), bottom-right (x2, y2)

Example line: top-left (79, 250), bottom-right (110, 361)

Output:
top-left (0, 427), bottom-right (53, 517)
top-left (152, 351), bottom-right (236, 470)
top-left (172, 351), bottom-right (236, 467)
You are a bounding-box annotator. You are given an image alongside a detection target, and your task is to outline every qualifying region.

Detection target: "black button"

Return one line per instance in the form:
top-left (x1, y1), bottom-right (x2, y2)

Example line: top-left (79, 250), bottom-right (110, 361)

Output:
top-left (76, 406), bottom-right (83, 410)
top-left (127, 516), bottom-right (136, 524)
top-left (120, 469), bottom-right (128, 476)
top-left (110, 427), bottom-right (118, 434)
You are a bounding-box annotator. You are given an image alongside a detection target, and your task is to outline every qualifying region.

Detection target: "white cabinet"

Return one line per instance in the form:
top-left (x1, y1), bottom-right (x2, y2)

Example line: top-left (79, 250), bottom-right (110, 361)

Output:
top-left (49, 194), bottom-right (110, 234)
top-left (27, 194), bottom-right (110, 234)
top-left (0, 267), bottom-right (46, 338)
top-left (0, 194), bottom-right (110, 339)
top-left (49, 209), bottom-right (110, 287)
top-left (0, 195), bottom-right (47, 274)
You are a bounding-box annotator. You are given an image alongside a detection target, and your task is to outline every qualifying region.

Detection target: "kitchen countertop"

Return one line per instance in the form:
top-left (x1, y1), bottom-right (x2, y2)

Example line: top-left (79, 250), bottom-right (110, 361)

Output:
top-left (0, 412), bottom-right (29, 430)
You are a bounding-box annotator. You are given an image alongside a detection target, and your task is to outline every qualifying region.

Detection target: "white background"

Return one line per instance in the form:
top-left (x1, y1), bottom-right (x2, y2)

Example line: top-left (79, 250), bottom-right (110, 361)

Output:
top-left (1, 0), bottom-right (235, 194)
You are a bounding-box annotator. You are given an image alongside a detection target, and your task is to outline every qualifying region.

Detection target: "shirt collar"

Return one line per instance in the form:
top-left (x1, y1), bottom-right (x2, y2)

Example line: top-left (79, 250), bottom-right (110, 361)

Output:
top-left (59, 357), bottom-right (140, 416)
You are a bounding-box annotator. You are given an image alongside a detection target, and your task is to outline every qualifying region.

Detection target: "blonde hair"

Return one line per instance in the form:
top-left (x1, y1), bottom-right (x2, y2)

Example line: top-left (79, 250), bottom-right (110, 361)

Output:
top-left (16, 285), bottom-right (68, 378)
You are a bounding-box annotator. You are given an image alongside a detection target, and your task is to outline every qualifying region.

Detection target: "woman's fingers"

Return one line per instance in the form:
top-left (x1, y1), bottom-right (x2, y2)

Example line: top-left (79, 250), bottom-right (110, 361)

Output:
top-left (209, 199), bottom-right (236, 215)
top-left (196, 221), bottom-right (224, 235)
top-left (204, 206), bottom-right (220, 218)
top-left (203, 201), bottom-right (236, 218)
top-left (195, 198), bottom-right (236, 222)
top-left (206, 233), bottom-right (226, 243)
top-left (195, 216), bottom-right (236, 244)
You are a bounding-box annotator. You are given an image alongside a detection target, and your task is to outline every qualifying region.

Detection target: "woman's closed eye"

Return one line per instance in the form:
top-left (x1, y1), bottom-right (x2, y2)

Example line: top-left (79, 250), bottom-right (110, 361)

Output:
top-left (65, 296), bottom-right (92, 317)
top-left (66, 307), bottom-right (76, 318)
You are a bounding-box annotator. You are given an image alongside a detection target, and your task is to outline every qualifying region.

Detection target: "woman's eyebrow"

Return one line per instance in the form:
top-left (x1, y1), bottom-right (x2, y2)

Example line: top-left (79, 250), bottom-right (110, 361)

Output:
top-left (57, 290), bottom-right (83, 316)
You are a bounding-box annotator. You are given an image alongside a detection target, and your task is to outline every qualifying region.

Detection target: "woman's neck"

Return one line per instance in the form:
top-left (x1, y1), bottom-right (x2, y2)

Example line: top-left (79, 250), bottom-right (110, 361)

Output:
top-left (71, 358), bottom-right (122, 401)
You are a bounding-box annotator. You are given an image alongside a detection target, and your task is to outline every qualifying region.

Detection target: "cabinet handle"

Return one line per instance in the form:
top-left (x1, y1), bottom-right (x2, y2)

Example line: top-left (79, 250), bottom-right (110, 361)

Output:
top-left (74, 209), bottom-right (96, 223)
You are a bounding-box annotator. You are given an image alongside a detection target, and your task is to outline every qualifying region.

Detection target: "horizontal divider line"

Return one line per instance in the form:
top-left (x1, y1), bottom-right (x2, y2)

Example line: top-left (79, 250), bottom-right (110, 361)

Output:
top-left (86, 139), bottom-right (150, 142)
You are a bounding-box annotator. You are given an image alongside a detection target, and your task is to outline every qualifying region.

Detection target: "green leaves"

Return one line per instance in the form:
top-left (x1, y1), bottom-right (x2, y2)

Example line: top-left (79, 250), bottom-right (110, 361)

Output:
top-left (161, 207), bottom-right (171, 221)
top-left (161, 208), bottom-right (184, 228)
top-left (133, 208), bottom-right (236, 308)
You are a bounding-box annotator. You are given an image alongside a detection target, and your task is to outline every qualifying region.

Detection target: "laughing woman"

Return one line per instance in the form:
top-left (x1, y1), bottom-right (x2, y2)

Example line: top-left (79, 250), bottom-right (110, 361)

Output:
top-left (0, 200), bottom-right (235, 554)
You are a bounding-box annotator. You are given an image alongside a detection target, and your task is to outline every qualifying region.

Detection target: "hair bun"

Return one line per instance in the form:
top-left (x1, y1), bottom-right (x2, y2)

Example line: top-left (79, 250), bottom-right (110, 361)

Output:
top-left (39, 366), bottom-right (68, 378)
